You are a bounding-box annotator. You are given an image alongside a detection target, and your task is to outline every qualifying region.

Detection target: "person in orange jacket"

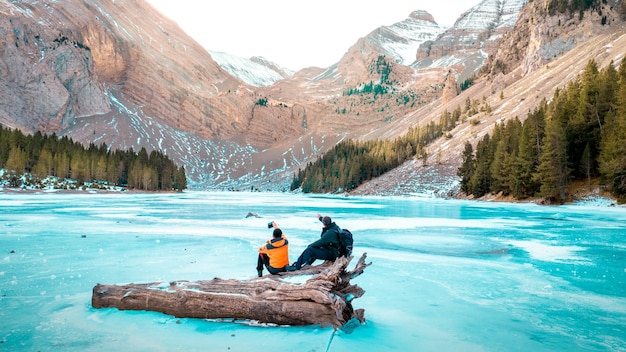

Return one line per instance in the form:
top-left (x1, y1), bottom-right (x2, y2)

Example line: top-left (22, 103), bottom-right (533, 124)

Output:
top-left (256, 221), bottom-right (289, 277)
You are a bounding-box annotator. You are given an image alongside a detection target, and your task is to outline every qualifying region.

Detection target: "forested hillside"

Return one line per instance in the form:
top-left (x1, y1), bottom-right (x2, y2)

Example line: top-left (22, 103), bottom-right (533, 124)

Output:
top-left (458, 59), bottom-right (626, 204)
top-left (290, 121), bottom-right (446, 193)
top-left (290, 91), bottom-right (486, 193)
top-left (0, 127), bottom-right (186, 191)
top-left (291, 57), bottom-right (626, 203)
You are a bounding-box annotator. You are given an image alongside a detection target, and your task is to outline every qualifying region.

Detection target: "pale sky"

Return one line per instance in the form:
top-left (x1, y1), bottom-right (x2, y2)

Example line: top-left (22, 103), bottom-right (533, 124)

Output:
top-left (146, 0), bottom-right (481, 70)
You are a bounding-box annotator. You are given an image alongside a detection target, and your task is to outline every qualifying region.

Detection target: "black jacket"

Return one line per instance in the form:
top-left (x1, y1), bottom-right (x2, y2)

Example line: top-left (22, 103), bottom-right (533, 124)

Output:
top-left (309, 221), bottom-right (341, 258)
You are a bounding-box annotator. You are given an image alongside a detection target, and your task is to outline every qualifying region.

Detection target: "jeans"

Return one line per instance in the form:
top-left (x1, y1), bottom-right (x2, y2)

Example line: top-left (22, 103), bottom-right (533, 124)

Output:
top-left (293, 246), bottom-right (336, 269)
top-left (257, 253), bottom-right (285, 275)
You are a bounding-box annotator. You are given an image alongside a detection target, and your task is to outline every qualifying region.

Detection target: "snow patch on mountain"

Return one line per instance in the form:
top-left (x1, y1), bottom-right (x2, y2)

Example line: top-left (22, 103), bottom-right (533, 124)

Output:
top-left (411, 0), bottom-right (527, 82)
top-left (366, 10), bottom-right (446, 65)
top-left (453, 0), bottom-right (528, 31)
top-left (208, 51), bottom-right (293, 87)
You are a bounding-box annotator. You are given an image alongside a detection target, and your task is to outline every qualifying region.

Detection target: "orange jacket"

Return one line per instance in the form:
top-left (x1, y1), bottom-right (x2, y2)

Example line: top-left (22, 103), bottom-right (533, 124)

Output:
top-left (258, 235), bottom-right (289, 269)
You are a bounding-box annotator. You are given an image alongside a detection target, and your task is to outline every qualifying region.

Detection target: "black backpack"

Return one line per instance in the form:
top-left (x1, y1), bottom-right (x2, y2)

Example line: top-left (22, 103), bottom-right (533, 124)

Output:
top-left (336, 228), bottom-right (354, 257)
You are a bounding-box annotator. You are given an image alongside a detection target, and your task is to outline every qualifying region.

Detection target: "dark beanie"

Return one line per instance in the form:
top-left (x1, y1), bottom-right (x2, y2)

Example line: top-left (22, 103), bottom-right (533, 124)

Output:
top-left (273, 228), bottom-right (283, 237)
top-left (322, 216), bottom-right (332, 226)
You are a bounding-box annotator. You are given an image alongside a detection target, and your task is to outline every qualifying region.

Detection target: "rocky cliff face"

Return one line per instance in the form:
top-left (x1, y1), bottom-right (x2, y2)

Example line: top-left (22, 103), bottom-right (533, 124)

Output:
top-left (0, 0), bottom-right (259, 187)
top-left (0, 7), bottom-right (109, 132)
top-left (0, 0), bottom-right (248, 137)
top-left (415, 0), bottom-right (528, 82)
top-left (484, 0), bottom-right (624, 77)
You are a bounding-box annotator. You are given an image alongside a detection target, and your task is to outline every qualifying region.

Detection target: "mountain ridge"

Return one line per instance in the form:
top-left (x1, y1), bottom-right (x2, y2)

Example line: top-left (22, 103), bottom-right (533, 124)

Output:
top-left (208, 51), bottom-right (293, 87)
top-left (1, 0), bottom-right (624, 195)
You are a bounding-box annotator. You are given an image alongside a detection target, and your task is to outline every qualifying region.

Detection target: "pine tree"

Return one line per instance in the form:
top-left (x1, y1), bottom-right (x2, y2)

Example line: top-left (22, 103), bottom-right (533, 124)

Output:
top-left (5, 147), bottom-right (28, 173)
top-left (468, 135), bottom-right (492, 197)
top-left (173, 166), bottom-right (187, 191)
top-left (514, 103), bottom-right (546, 198)
top-left (535, 112), bottom-right (570, 203)
top-left (55, 152), bottom-right (71, 179)
top-left (106, 156), bottom-right (120, 185)
top-left (569, 60), bottom-right (601, 179)
top-left (598, 61), bottom-right (619, 125)
top-left (161, 163), bottom-right (173, 190)
top-left (457, 142), bottom-right (475, 194)
top-left (32, 148), bottom-right (54, 178)
top-left (128, 161), bottom-right (143, 189)
top-left (580, 143), bottom-right (592, 187)
top-left (70, 150), bottom-right (88, 184)
top-left (490, 118), bottom-right (522, 196)
top-left (599, 59), bottom-right (626, 201)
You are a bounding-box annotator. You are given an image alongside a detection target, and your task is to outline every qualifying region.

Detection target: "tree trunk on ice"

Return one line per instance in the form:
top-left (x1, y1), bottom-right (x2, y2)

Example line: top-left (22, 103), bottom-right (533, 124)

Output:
top-left (92, 253), bottom-right (371, 329)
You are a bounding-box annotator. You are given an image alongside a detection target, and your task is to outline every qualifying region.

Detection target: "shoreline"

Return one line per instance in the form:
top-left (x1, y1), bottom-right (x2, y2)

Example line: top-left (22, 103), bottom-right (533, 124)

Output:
top-left (2, 186), bottom-right (622, 208)
top-left (0, 187), bottom-right (180, 195)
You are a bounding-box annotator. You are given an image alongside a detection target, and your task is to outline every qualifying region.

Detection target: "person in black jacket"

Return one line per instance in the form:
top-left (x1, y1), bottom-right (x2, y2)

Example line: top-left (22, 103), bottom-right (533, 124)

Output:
top-left (286, 213), bottom-right (341, 271)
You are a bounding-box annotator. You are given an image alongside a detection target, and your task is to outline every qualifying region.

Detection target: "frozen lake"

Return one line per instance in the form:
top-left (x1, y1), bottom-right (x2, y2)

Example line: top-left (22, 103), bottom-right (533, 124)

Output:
top-left (1, 191), bottom-right (625, 351)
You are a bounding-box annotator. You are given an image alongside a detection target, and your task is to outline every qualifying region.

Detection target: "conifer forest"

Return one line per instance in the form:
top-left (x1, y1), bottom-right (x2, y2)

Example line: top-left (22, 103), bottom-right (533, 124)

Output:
top-left (0, 127), bottom-right (186, 191)
top-left (458, 59), bottom-right (626, 204)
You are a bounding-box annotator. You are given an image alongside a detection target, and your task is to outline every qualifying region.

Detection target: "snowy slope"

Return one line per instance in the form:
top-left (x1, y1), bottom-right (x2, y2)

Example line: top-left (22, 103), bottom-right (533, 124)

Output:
top-left (497, 0), bottom-right (528, 28)
top-left (208, 51), bottom-right (294, 87)
top-left (453, 0), bottom-right (527, 31)
top-left (412, 0), bottom-right (528, 80)
top-left (363, 10), bottom-right (446, 65)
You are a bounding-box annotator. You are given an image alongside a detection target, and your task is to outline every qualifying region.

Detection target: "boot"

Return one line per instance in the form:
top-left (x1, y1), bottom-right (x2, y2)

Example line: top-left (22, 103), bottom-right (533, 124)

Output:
top-left (284, 265), bottom-right (296, 272)
top-left (257, 269), bottom-right (263, 277)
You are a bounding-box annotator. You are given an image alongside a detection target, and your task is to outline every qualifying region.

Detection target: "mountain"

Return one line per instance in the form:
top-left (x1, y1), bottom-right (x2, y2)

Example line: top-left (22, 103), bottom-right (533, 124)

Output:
top-left (1, 0), bottom-right (624, 194)
top-left (356, 10), bottom-right (446, 66)
top-left (0, 0), bottom-right (260, 188)
top-left (415, 0), bottom-right (529, 83)
top-left (208, 51), bottom-right (294, 87)
top-left (352, 0), bottom-right (626, 196)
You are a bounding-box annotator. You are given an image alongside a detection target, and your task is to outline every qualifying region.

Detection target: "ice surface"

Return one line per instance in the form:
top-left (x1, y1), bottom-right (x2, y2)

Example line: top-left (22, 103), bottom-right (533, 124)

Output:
top-left (1, 191), bottom-right (625, 351)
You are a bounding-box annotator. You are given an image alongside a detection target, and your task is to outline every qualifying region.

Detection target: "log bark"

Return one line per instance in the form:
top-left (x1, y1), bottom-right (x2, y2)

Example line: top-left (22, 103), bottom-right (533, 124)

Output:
top-left (92, 253), bottom-right (371, 329)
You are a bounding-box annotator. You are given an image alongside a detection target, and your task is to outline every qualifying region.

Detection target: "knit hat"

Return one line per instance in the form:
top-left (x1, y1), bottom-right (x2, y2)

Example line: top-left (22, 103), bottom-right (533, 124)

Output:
top-left (273, 228), bottom-right (283, 237)
top-left (322, 216), bottom-right (332, 226)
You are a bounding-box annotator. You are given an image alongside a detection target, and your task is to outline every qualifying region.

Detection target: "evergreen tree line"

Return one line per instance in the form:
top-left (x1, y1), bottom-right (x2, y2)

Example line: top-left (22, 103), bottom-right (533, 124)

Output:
top-left (292, 85), bottom-right (486, 193)
top-left (0, 126), bottom-right (187, 191)
top-left (343, 81), bottom-right (389, 98)
top-left (290, 121), bottom-right (446, 193)
top-left (458, 59), bottom-right (626, 204)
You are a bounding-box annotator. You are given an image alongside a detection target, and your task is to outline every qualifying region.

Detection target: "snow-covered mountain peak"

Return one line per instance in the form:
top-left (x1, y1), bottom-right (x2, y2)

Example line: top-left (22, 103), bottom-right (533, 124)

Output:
top-left (363, 10), bottom-right (446, 65)
top-left (408, 10), bottom-right (438, 23)
top-left (208, 51), bottom-right (293, 87)
top-left (413, 0), bottom-right (528, 81)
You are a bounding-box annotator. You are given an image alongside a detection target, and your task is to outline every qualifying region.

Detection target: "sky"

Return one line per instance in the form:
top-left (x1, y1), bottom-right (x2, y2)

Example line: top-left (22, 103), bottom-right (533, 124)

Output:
top-left (146, 0), bottom-right (482, 70)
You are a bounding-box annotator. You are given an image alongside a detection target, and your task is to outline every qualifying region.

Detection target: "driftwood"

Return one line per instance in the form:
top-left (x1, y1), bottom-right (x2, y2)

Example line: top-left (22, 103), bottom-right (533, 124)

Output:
top-left (92, 253), bottom-right (371, 329)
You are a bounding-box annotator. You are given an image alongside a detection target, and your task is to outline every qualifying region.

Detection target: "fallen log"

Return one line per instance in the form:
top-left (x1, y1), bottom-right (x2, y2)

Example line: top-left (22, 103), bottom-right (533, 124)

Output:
top-left (92, 253), bottom-right (371, 329)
